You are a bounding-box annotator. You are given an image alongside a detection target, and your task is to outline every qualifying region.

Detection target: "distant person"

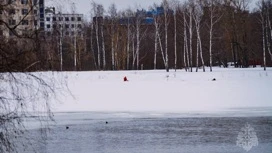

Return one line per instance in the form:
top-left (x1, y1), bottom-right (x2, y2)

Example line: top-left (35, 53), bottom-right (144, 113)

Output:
top-left (124, 76), bottom-right (128, 82)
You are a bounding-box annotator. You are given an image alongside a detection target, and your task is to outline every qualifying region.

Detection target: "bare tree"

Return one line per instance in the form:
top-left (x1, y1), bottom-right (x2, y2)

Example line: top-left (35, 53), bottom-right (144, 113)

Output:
top-left (258, 0), bottom-right (267, 71)
top-left (170, 0), bottom-right (179, 72)
top-left (206, 0), bottom-right (223, 72)
top-left (193, 0), bottom-right (205, 72)
top-left (0, 1), bottom-right (68, 152)
top-left (108, 3), bottom-right (117, 70)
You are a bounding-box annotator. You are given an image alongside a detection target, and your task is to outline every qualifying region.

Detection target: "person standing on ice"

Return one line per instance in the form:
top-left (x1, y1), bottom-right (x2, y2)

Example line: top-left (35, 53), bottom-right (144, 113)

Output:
top-left (124, 76), bottom-right (128, 82)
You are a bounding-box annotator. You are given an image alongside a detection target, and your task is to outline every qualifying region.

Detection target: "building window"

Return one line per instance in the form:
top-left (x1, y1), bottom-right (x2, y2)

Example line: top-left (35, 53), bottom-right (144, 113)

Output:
top-left (77, 24), bottom-right (82, 28)
top-left (65, 24), bottom-right (69, 28)
top-left (59, 17), bottom-right (63, 21)
top-left (40, 14), bottom-right (44, 18)
top-left (9, 9), bottom-right (15, 15)
top-left (46, 17), bottom-right (50, 21)
top-left (46, 24), bottom-right (51, 29)
top-left (22, 9), bottom-right (28, 15)
top-left (22, 20), bottom-right (28, 25)
top-left (71, 31), bottom-right (74, 36)
top-left (53, 24), bottom-right (57, 28)
top-left (77, 17), bottom-right (81, 21)
top-left (53, 17), bottom-right (56, 21)
top-left (59, 24), bottom-right (62, 28)
top-left (71, 17), bottom-right (75, 21)
top-left (34, 9), bottom-right (37, 14)
top-left (65, 17), bottom-right (69, 21)
top-left (9, 19), bottom-right (16, 25)
top-left (21, 0), bottom-right (28, 4)
top-left (65, 31), bottom-right (69, 36)
top-left (8, 0), bottom-right (15, 4)
top-left (40, 22), bottom-right (44, 28)
top-left (34, 20), bottom-right (38, 26)
top-left (71, 24), bottom-right (74, 28)
top-left (33, 0), bottom-right (38, 5)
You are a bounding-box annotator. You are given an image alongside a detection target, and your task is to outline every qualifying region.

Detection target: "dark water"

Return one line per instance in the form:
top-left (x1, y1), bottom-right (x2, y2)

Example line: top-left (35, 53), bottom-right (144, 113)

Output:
top-left (20, 112), bottom-right (272, 153)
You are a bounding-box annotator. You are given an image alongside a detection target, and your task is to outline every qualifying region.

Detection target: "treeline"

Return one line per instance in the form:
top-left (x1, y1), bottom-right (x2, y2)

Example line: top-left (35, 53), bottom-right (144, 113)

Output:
top-left (1, 0), bottom-right (272, 72)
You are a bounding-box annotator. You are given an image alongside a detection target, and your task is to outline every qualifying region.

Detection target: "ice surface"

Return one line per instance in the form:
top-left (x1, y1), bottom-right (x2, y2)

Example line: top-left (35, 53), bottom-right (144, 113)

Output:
top-left (50, 67), bottom-right (272, 113)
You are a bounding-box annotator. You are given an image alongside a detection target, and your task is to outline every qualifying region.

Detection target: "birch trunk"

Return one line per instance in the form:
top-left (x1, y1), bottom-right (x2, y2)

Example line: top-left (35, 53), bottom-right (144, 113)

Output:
top-left (136, 19), bottom-right (140, 70)
top-left (266, 8), bottom-right (272, 60)
top-left (164, 7), bottom-right (169, 72)
top-left (91, 23), bottom-right (97, 69)
top-left (154, 29), bottom-right (158, 70)
top-left (74, 35), bottom-right (77, 71)
top-left (183, 12), bottom-right (188, 71)
top-left (111, 23), bottom-right (115, 70)
top-left (127, 19), bottom-right (130, 70)
top-left (59, 27), bottom-right (63, 71)
top-left (101, 19), bottom-right (106, 70)
top-left (174, 10), bottom-right (177, 72)
top-left (96, 17), bottom-right (100, 70)
top-left (261, 8), bottom-right (267, 71)
top-left (189, 8), bottom-right (193, 72)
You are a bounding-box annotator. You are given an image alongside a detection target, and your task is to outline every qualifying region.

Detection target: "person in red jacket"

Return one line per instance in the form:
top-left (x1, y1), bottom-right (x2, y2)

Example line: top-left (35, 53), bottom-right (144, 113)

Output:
top-left (123, 76), bottom-right (128, 82)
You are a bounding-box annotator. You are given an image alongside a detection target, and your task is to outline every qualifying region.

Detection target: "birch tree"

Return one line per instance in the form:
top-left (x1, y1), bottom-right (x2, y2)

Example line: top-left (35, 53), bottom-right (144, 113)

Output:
top-left (193, 0), bottom-right (205, 72)
top-left (91, 2), bottom-right (101, 70)
top-left (98, 5), bottom-right (106, 70)
top-left (71, 2), bottom-right (77, 71)
top-left (163, 0), bottom-right (170, 72)
top-left (206, 0), bottom-right (222, 72)
top-left (258, 0), bottom-right (267, 71)
top-left (108, 4), bottom-right (117, 70)
top-left (152, 4), bottom-right (163, 69)
top-left (170, 0), bottom-right (179, 72)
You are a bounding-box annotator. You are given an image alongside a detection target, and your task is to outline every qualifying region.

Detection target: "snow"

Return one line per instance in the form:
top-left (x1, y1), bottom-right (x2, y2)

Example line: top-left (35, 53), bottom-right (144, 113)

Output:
top-left (49, 67), bottom-right (272, 113)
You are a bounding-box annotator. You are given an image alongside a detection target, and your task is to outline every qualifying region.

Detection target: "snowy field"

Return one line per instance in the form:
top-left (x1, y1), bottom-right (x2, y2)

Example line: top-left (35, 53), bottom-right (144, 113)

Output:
top-left (53, 67), bottom-right (272, 114)
top-left (17, 67), bottom-right (272, 153)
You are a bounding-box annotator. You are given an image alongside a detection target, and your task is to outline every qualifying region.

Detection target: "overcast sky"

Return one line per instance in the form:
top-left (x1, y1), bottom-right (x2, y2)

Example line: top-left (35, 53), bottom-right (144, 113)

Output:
top-left (46, 0), bottom-right (258, 21)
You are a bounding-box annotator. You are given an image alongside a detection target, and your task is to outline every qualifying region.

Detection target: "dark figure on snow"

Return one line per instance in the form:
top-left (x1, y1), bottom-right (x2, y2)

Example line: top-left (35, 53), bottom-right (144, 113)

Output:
top-left (124, 76), bottom-right (128, 82)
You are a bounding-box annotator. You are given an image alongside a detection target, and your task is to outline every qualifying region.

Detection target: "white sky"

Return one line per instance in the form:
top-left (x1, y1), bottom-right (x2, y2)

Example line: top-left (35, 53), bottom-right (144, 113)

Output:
top-left (46, 0), bottom-right (258, 21)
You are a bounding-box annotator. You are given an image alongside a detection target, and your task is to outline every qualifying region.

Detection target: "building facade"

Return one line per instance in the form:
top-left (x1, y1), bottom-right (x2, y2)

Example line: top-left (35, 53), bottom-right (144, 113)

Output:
top-left (44, 7), bottom-right (83, 37)
top-left (0, 0), bottom-right (44, 37)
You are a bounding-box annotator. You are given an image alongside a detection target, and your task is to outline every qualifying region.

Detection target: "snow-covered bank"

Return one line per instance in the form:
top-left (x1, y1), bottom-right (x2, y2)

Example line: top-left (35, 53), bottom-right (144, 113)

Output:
top-left (50, 67), bottom-right (272, 113)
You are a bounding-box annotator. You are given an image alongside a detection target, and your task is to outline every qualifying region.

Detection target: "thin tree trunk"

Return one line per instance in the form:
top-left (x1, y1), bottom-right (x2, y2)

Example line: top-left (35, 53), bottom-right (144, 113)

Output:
top-left (158, 32), bottom-right (166, 65)
top-left (196, 33), bottom-right (199, 72)
top-left (262, 12), bottom-right (267, 71)
top-left (91, 23), bottom-right (97, 69)
top-left (96, 17), bottom-right (100, 70)
top-left (174, 11), bottom-right (177, 72)
top-left (154, 30), bottom-right (158, 70)
top-left (199, 34), bottom-right (205, 72)
top-left (183, 12), bottom-right (188, 72)
top-left (189, 8), bottom-right (193, 72)
top-left (165, 9), bottom-right (169, 72)
top-left (266, 8), bottom-right (272, 60)
top-left (136, 24), bottom-right (140, 70)
top-left (74, 35), bottom-right (77, 71)
top-left (127, 19), bottom-right (130, 70)
top-left (101, 19), bottom-right (106, 70)
top-left (59, 30), bottom-right (63, 71)
top-left (209, 21), bottom-right (213, 72)
top-left (111, 23), bottom-right (115, 70)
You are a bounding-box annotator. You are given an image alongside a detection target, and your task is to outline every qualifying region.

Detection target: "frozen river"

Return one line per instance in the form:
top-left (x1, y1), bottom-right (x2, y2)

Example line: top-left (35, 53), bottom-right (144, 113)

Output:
top-left (20, 109), bottom-right (272, 153)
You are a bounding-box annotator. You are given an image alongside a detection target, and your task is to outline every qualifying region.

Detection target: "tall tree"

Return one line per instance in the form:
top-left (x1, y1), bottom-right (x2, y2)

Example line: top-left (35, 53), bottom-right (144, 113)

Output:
top-left (193, 0), bottom-right (205, 72)
top-left (206, 0), bottom-right (222, 72)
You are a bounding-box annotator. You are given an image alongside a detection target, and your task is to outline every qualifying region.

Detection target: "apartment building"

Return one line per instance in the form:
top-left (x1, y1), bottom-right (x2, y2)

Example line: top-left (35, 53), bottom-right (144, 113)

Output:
top-left (44, 7), bottom-right (83, 37)
top-left (0, 0), bottom-right (44, 37)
